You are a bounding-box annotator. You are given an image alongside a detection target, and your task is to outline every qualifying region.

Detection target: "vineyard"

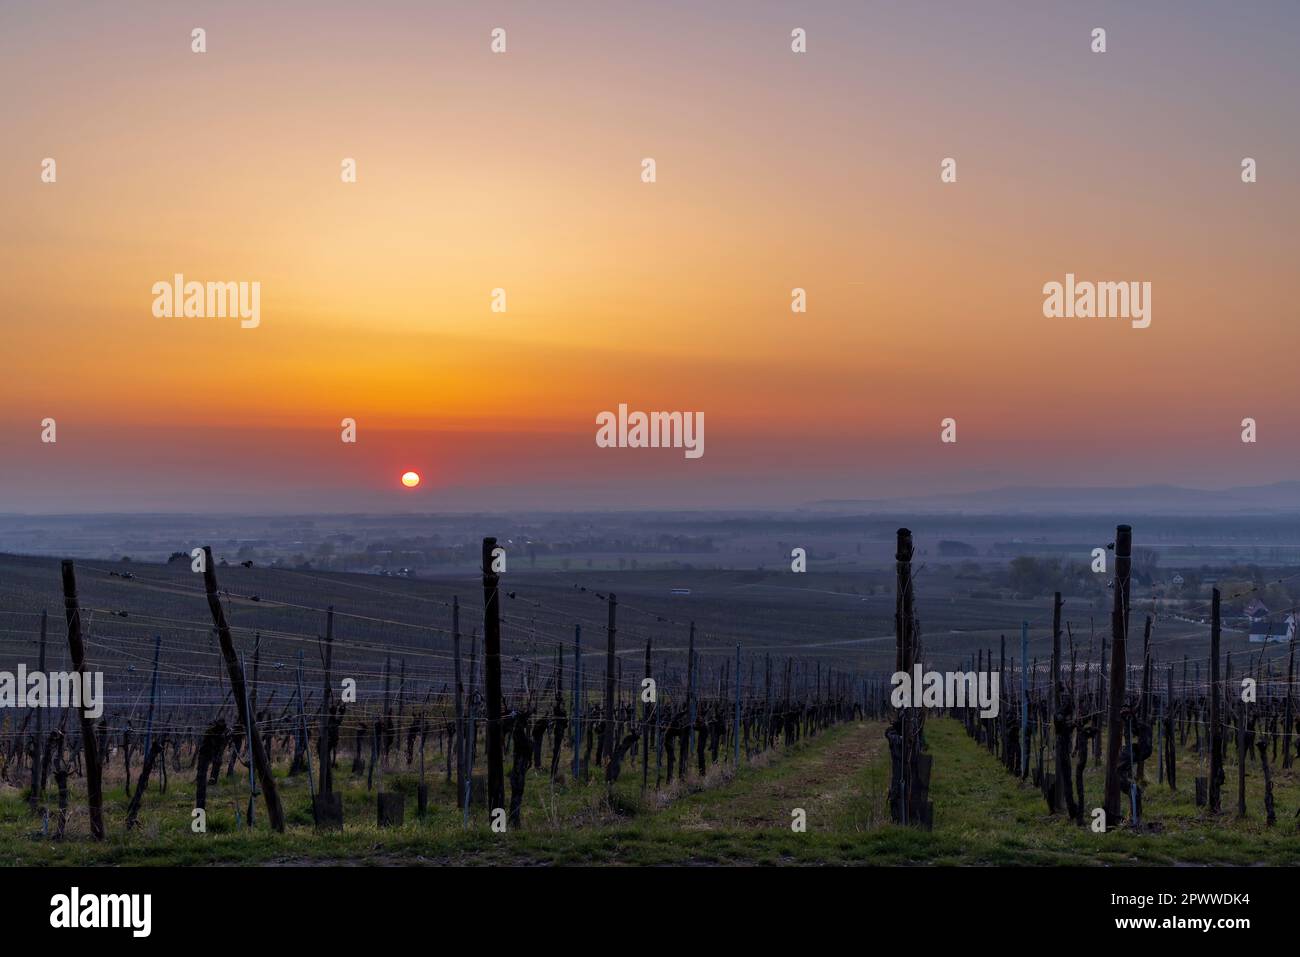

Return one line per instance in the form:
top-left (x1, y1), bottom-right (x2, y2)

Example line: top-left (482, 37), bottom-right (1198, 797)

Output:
top-left (0, 527), bottom-right (1298, 866)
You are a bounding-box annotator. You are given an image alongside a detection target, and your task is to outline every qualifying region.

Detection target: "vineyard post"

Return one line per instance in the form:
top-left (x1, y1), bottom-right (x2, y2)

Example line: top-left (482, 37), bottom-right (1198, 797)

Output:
top-left (891, 527), bottom-right (924, 826)
top-left (1099, 637), bottom-right (1108, 716)
top-left (481, 538), bottom-right (505, 816)
top-left (654, 678), bottom-right (663, 788)
top-left (201, 546), bottom-right (284, 832)
top-left (1165, 663), bottom-right (1176, 790)
top-left (1236, 696), bottom-right (1247, 818)
top-left (395, 659), bottom-right (405, 770)
top-left (143, 633), bottom-right (161, 761)
top-left (61, 561), bottom-right (104, 840)
top-left (603, 592), bottom-right (617, 783)
top-left (296, 650), bottom-right (315, 803)
top-left (1020, 621), bottom-right (1029, 780)
top-left (251, 632), bottom-right (261, 712)
top-left (642, 639), bottom-right (651, 794)
top-left (453, 597), bottom-right (464, 812)
top-left (240, 654), bottom-right (257, 828)
top-left (1050, 592), bottom-right (1064, 812)
top-left (1284, 634), bottom-right (1295, 771)
top-left (1103, 524), bottom-right (1132, 828)
top-left (382, 655), bottom-right (391, 770)
top-left (572, 624), bottom-right (581, 782)
top-left (124, 634), bottom-right (163, 829)
top-left (998, 634), bottom-right (1005, 767)
top-left (1155, 690), bottom-right (1163, 785)
top-left (463, 633), bottom-right (479, 823)
top-left (734, 643), bottom-right (741, 768)
top-left (317, 606), bottom-right (333, 796)
top-left (30, 609), bottom-right (47, 810)
top-left (1180, 655), bottom-right (1188, 746)
top-left (686, 622), bottom-right (696, 771)
top-left (765, 654), bottom-right (772, 749)
top-left (1209, 588), bottom-right (1223, 812)
top-left (1125, 713), bottom-right (1138, 826)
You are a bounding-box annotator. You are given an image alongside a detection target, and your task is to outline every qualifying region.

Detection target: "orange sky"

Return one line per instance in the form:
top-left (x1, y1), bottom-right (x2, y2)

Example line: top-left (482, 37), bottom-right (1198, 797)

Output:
top-left (3, 1), bottom-right (1299, 510)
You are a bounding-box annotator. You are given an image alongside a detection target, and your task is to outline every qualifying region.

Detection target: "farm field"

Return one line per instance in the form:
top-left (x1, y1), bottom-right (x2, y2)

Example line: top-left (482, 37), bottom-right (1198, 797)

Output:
top-left (2, 534), bottom-right (1299, 868)
top-left (4, 716), bottom-right (1299, 866)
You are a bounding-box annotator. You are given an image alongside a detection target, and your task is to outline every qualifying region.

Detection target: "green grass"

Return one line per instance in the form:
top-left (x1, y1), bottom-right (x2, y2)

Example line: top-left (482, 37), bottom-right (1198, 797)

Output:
top-left (4, 718), bottom-right (1299, 865)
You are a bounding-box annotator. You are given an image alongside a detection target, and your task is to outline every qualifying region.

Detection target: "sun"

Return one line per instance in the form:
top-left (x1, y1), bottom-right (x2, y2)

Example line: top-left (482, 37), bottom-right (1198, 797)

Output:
top-left (400, 470), bottom-right (421, 488)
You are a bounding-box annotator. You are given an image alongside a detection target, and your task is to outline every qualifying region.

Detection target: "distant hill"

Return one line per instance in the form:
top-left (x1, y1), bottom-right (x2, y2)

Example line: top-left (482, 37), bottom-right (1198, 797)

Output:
top-left (807, 482), bottom-right (1300, 515)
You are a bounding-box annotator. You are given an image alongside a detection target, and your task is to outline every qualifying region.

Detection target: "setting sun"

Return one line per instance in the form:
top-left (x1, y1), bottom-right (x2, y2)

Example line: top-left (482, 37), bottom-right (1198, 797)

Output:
top-left (400, 471), bottom-right (420, 489)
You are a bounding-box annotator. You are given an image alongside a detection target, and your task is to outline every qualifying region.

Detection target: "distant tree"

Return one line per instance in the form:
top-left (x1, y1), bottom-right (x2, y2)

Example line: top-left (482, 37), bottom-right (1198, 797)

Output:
top-left (1218, 580), bottom-right (1254, 613)
top-left (938, 540), bottom-right (977, 558)
top-left (1132, 547), bottom-right (1161, 583)
top-left (1008, 556), bottom-right (1061, 596)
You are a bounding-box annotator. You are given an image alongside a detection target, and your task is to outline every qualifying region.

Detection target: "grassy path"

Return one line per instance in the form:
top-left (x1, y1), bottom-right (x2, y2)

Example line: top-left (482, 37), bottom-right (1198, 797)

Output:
top-left (887, 718), bottom-right (1300, 865)
top-left (0, 720), bottom-right (889, 866)
top-left (9, 716), bottom-right (1295, 865)
top-left (661, 720), bottom-right (887, 832)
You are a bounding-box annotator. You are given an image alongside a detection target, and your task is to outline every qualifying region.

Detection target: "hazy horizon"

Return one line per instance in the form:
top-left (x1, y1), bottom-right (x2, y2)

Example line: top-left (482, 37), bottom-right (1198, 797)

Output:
top-left (2, 476), bottom-right (1299, 517)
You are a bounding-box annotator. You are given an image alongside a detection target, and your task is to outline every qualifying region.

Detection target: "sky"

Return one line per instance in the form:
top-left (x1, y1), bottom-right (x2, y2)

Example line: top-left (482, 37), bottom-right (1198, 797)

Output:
top-left (2, 1), bottom-right (1299, 512)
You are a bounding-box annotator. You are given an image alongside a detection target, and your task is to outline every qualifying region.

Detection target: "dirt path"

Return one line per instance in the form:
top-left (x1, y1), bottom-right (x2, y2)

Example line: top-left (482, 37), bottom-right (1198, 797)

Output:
top-left (663, 721), bottom-right (888, 834)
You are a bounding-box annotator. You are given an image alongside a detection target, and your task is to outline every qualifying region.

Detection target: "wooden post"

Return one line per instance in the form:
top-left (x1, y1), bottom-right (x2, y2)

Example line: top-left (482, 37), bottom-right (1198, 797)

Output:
top-left (686, 622), bottom-right (697, 772)
top-left (1209, 588), bottom-right (1223, 813)
top-left (60, 561), bottom-right (104, 841)
top-left (1236, 695), bottom-right (1247, 818)
top-left (1284, 633), bottom-right (1295, 771)
top-left (642, 639), bottom-right (652, 794)
top-left (998, 634), bottom-right (1006, 770)
top-left (463, 633), bottom-right (478, 824)
top-left (453, 596), bottom-right (465, 812)
top-left (201, 547), bottom-right (284, 832)
top-left (481, 538), bottom-right (505, 816)
top-left (733, 643), bottom-right (741, 768)
top-left (124, 634), bottom-right (163, 829)
top-left (764, 653), bottom-right (772, 751)
top-left (1181, 654), bottom-right (1189, 746)
top-left (240, 654), bottom-right (257, 827)
top-left (889, 528), bottom-right (930, 828)
top-left (603, 592), bottom-right (617, 782)
top-left (1020, 621), bottom-right (1029, 779)
top-left (1103, 524), bottom-right (1131, 828)
top-left (1165, 664), bottom-right (1176, 791)
top-left (296, 650), bottom-right (315, 802)
top-left (317, 606), bottom-right (334, 796)
top-left (1050, 591), bottom-right (1064, 812)
top-left (251, 632), bottom-right (261, 711)
top-left (572, 624), bottom-right (582, 782)
top-left (1126, 714), bottom-right (1139, 827)
top-left (381, 655), bottom-right (391, 770)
